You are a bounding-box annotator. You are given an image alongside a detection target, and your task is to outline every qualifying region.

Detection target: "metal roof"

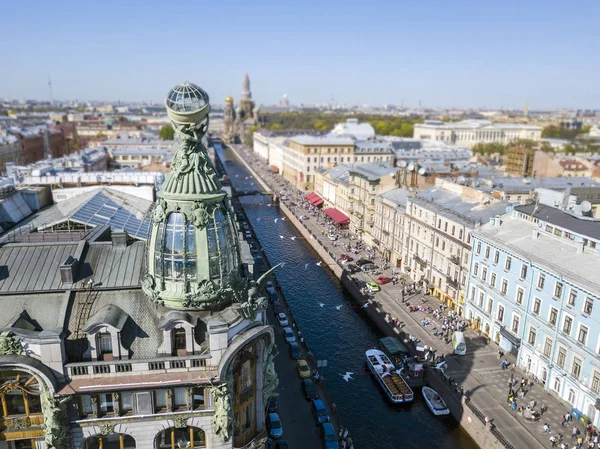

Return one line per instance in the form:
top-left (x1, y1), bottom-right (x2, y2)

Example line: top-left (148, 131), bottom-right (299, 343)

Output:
top-left (79, 241), bottom-right (145, 288)
top-left (515, 204), bottom-right (600, 240)
top-left (0, 243), bottom-right (79, 293)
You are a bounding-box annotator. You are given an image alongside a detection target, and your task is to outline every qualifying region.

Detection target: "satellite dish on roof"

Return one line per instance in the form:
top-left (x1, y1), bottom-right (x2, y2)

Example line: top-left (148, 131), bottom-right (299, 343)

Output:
top-left (581, 201), bottom-right (592, 213)
top-left (396, 160), bottom-right (407, 168)
top-left (418, 167), bottom-right (426, 175)
top-left (407, 163), bottom-right (415, 172)
top-left (457, 176), bottom-right (466, 185)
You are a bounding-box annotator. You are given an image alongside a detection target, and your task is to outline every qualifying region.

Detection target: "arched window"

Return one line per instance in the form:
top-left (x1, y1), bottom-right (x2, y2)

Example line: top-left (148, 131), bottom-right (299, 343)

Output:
top-left (83, 434), bottom-right (136, 449)
top-left (155, 427), bottom-right (206, 449)
top-left (568, 389), bottom-right (576, 405)
top-left (553, 377), bottom-right (561, 393)
top-left (155, 213), bottom-right (197, 282)
top-left (172, 328), bottom-right (187, 356)
top-left (206, 208), bottom-right (237, 284)
top-left (0, 371), bottom-right (42, 417)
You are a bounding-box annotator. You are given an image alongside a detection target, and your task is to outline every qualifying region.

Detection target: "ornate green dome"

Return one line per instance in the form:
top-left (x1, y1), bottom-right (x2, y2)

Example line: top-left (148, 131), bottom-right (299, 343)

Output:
top-left (143, 83), bottom-right (242, 310)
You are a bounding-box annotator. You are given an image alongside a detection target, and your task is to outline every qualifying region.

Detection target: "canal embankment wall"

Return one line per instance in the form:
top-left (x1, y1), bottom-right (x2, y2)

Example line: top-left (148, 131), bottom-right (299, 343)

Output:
top-left (227, 146), bottom-right (523, 449)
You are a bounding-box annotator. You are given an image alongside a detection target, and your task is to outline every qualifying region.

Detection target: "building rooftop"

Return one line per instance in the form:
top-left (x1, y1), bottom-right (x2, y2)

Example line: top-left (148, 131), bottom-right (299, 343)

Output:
top-left (378, 188), bottom-right (410, 208)
top-left (476, 217), bottom-right (600, 295)
top-left (289, 135), bottom-right (355, 146)
top-left (441, 176), bottom-right (600, 195)
top-left (417, 119), bottom-right (541, 131)
top-left (515, 203), bottom-right (600, 241)
top-left (347, 162), bottom-right (397, 181)
top-left (413, 187), bottom-right (509, 227)
top-left (329, 119), bottom-right (375, 139)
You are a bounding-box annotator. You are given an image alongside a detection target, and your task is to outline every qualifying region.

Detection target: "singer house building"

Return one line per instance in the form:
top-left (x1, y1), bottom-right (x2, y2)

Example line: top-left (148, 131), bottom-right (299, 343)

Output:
top-left (0, 83), bottom-right (278, 449)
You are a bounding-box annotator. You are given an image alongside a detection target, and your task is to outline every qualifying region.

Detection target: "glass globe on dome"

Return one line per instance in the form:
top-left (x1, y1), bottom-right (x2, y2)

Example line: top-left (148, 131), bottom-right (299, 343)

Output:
top-left (165, 82), bottom-right (210, 125)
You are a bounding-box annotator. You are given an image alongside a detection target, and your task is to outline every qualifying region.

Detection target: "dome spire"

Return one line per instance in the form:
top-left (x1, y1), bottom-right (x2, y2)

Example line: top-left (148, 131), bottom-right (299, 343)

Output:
top-left (241, 73), bottom-right (252, 101)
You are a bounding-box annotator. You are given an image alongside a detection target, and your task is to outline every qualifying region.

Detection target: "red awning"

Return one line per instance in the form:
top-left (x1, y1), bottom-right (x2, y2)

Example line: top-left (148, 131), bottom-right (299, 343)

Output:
top-left (306, 192), bottom-right (317, 200)
top-left (324, 208), bottom-right (350, 225)
top-left (311, 198), bottom-right (324, 207)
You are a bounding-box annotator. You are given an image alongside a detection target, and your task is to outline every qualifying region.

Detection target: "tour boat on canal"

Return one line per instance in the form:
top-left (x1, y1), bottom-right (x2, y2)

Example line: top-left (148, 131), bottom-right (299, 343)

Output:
top-left (365, 349), bottom-right (414, 404)
top-left (422, 386), bottom-right (450, 416)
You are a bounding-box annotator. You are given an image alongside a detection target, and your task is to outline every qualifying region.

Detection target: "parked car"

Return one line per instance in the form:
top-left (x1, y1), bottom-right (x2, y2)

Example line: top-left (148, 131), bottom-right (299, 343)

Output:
top-left (297, 359), bottom-right (311, 379)
top-left (319, 423), bottom-right (338, 449)
top-left (266, 281), bottom-right (276, 294)
top-left (299, 215), bottom-right (309, 221)
top-left (273, 303), bottom-right (285, 315)
top-left (242, 222), bottom-right (249, 230)
top-left (338, 254), bottom-right (354, 264)
top-left (312, 399), bottom-right (329, 424)
top-left (376, 276), bottom-right (393, 285)
top-left (302, 379), bottom-right (318, 400)
top-left (360, 263), bottom-right (376, 271)
top-left (244, 231), bottom-right (252, 239)
top-left (269, 292), bottom-right (280, 303)
top-left (289, 342), bottom-right (301, 359)
top-left (282, 327), bottom-right (295, 344)
top-left (267, 396), bottom-right (278, 413)
top-left (366, 281), bottom-right (381, 292)
top-left (327, 234), bottom-right (338, 241)
top-left (267, 413), bottom-right (283, 439)
top-left (276, 313), bottom-right (288, 327)
top-left (344, 263), bottom-right (361, 273)
top-left (356, 259), bottom-right (374, 267)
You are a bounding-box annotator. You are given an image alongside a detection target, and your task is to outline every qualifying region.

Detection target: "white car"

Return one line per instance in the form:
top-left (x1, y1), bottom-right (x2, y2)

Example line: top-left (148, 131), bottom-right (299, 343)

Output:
top-left (276, 313), bottom-right (288, 327)
top-left (244, 231), bottom-right (252, 239)
top-left (300, 215), bottom-right (309, 221)
top-left (327, 234), bottom-right (338, 241)
top-left (266, 281), bottom-right (276, 294)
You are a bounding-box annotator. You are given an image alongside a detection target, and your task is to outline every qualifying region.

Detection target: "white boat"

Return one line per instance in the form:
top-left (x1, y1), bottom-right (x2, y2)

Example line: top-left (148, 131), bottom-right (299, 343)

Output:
top-left (422, 386), bottom-right (450, 416)
top-left (365, 349), bottom-right (414, 403)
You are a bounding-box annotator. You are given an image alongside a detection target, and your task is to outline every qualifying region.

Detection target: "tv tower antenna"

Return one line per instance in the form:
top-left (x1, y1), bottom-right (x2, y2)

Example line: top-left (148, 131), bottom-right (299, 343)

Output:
top-left (48, 75), bottom-right (54, 105)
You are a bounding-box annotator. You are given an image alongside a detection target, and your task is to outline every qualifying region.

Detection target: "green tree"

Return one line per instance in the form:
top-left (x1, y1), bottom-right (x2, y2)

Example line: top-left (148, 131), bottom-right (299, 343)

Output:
top-left (314, 120), bottom-right (329, 131)
top-left (159, 125), bottom-right (174, 140)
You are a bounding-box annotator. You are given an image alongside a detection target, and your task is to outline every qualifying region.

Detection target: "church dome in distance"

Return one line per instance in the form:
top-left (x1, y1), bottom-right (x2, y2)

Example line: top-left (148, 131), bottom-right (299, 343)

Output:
top-left (165, 82), bottom-right (210, 125)
top-left (225, 94), bottom-right (234, 104)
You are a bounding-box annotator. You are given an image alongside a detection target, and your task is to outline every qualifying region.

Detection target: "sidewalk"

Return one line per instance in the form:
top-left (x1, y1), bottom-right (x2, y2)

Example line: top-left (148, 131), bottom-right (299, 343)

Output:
top-left (235, 146), bottom-right (581, 449)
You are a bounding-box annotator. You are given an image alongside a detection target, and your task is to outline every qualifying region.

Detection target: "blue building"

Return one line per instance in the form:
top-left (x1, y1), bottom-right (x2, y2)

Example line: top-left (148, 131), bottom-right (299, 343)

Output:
top-left (466, 203), bottom-right (600, 425)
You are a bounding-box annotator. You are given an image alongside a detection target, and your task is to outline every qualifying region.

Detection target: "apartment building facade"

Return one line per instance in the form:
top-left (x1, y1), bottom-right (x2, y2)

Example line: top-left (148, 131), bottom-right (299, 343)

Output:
top-left (466, 206), bottom-right (600, 426)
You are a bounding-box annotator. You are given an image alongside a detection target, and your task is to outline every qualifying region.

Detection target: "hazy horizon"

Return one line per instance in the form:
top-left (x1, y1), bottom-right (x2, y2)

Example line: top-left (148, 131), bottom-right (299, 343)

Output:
top-left (2, 0), bottom-right (598, 110)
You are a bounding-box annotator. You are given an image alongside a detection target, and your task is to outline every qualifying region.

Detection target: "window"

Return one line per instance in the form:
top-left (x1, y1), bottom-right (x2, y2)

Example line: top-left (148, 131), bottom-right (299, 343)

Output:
top-left (554, 282), bottom-right (563, 299)
top-left (578, 325), bottom-right (588, 345)
top-left (494, 250), bottom-right (499, 264)
top-left (444, 222), bottom-right (448, 232)
top-left (516, 287), bottom-right (524, 305)
top-left (592, 371), bottom-right (600, 394)
top-left (154, 390), bottom-right (167, 410)
top-left (556, 347), bottom-right (567, 368)
top-left (474, 263), bottom-right (479, 276)
top-left (192, 387), bottom-right (205, 409)
top-left (583, 297), bottom-right (593, 315)
top-left (485, 246), bottom-right (490, 259)
top-left (490, 272), bottom-right (497, 288)
top-left (543, 338), bottom-right (552, 357)
top-left (563, 315), bottom-right (573, 335)
top-left (528, 327), bottom-right (536, 345)
top-left (452, 225), bottom-right (455, 236)
top-left (479, 292), bottom-right (484, 307)
top-left (174, 387), bottom-right (188, 409)
top-left (459, 229), bottom-right (463, 239)
top-left (572, 358), bottom-right (582, 379)
top-left (568, 289), bottom-right (577, 307)
top-left (512, 315), bottom-right (520, 334)
top-left (487, 298), bottom-right (493, 314)
top-left (549, 307), bottom-right (558, 326)
top-left (537, 273), bottom-right (545, 289)
top-left (501, 279), bottom-right (508, 295)
top-left (172, 328), bottom-right (186, 354)
top-left (438, 219), bottom-right (441, 229)
top-left (97, 333), bottom-right (112, 355)
top-left (99, 393), bottom-right (114, 415)
top-left (533, 298), bottom-right (541, 315)
top-left (505, 256), bottom-right (512, 271)
top-left (476, 242), bottom-right (481, 254)
top-left (121, 392), bottom-right (133, 412)
top-left (497, 305), bottom-right (504, 323)
top-left (481, 267), bottom-right (487, 282)
top-left (520, 264), bottom-right (527, 279)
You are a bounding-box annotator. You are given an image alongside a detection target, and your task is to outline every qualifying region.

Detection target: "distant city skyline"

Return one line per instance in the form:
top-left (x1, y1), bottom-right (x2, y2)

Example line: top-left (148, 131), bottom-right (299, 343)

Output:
top-left (1, 0), bottom-right (599, 109)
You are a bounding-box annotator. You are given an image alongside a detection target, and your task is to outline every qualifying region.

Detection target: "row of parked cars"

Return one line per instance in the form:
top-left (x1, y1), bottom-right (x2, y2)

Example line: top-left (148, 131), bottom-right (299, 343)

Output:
top-left (267, 284), bottom-right (339, 448)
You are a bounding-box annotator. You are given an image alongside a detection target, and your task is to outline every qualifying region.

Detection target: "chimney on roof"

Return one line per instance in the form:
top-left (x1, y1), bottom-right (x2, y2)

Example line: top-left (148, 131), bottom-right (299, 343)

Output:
top-left (111, 229), bottom-right (128, 248)
top-left (561, 183), bottom-right (572, 211)
top-left (60, 256), bottom-right (79, 283)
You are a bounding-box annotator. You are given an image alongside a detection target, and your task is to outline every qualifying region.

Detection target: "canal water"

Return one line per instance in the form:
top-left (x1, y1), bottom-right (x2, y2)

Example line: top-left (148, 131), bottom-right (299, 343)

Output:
top-left (216, 145), bottom-right (478, 449)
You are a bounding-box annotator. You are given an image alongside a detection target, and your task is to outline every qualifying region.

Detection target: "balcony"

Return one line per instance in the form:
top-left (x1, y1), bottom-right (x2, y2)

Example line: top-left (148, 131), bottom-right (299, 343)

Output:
top-left (446, 276), bottom-right (459, 289)
top-left (413, 254), bottom-right (427, 269)
top-left (366, 219), bottom-right (374, 227)
top-left (449, 255), bottom-right (461, 266)
top-left (67, 354), bottom-right (211, 378)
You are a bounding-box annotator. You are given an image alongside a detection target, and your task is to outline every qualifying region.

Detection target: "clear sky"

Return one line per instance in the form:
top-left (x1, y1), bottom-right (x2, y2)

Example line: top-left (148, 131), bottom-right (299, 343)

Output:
top-left (1, 0), bottom-right (598, 109)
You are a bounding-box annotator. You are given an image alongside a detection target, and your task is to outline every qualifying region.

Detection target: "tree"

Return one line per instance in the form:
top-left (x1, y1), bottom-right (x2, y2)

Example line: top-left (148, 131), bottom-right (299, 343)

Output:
top-left (314, 120), bottom-right (329, 131)
top-left (159, 125), bottom-right (174, 140)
